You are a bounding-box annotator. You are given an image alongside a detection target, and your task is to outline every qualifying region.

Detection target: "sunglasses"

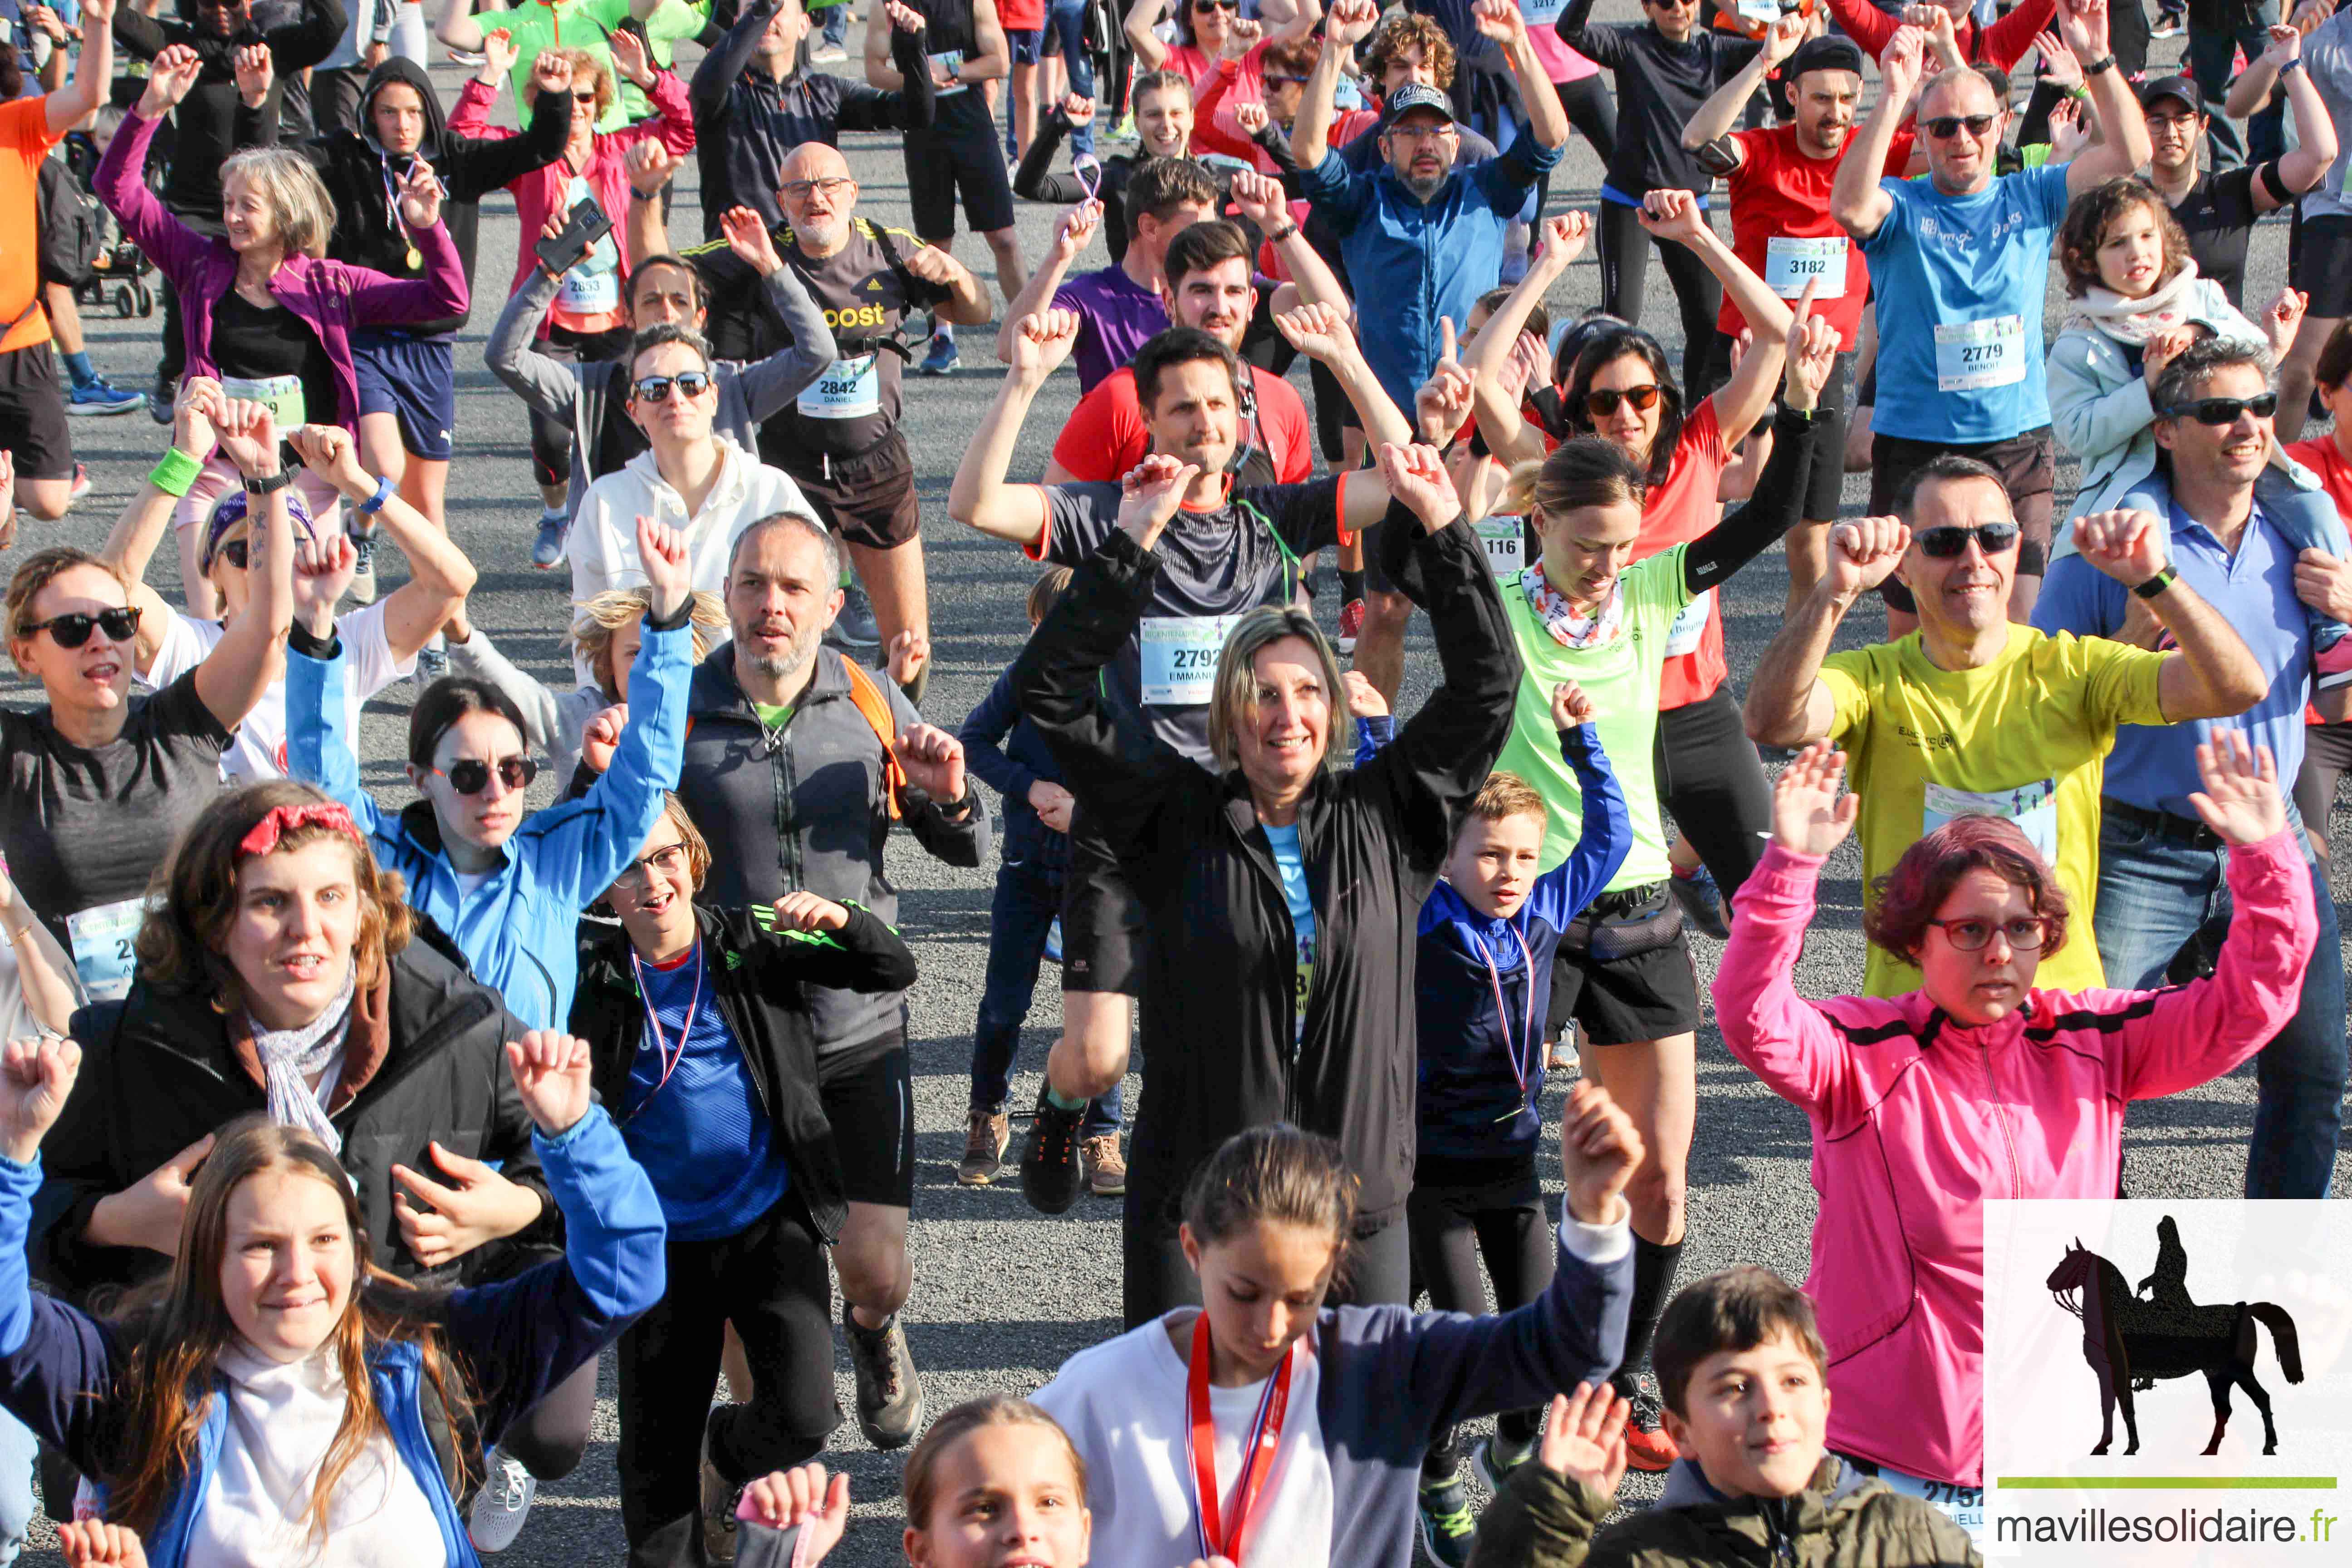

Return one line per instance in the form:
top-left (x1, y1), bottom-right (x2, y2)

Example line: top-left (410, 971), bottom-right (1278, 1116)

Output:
top-left (781, 176), bottom-right (854, 201)
top-left (2162, 392), bottom-right (2278, 424)
top-left (1262, 74), bottom-right (1308, 88)
top-left (22, 607), bottom-right (142, 648)
top-left (217, 539), bottom-right (255, 572)
top-left (630, 370), bottom-right (714, 403)
top-left (573, 91), bottom-right (599, 103)
top-left (613, 842), bottom-right (691, 891)
top-left (1924, 113), bottom-right (1999, 140)
top-left (1193, 0), bottom-right (1239, 11)
top-left (430, 756), bottom-right (539, 796)
top-left (1926, 915), bottom-right (2048, 952)
top-left (1584, 384), bottom-right (1663, 419)
top-left (1916, 523), bottom-right (2021, 558)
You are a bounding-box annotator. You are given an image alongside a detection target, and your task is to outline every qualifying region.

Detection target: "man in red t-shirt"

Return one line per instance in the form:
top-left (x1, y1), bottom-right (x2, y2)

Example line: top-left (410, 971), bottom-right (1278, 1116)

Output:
top-left (1825, 0), bottom-right (2056, 73)
top-left (1049, 212), bottom-right (1407, 486)
top-left (1684, 24), bottom-right (1912, 610)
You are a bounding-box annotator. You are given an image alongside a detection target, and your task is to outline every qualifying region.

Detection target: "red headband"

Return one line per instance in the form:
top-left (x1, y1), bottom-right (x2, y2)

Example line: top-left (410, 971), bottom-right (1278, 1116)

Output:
top-left (237, 802), bottom-right (365, 861)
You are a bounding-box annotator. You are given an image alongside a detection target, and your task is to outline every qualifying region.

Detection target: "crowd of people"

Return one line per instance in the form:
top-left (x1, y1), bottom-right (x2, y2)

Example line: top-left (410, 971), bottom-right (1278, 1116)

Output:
top-left (0, 0), bottom-right (2345, 1563)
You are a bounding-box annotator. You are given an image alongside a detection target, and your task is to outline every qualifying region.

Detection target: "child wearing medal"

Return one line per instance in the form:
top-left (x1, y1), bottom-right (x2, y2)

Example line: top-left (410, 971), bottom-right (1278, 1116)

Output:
top-left (1404, 678), bottom-right (1629, 1560)
top-left (1029, 1083), bottom-right (1640, 1568)
top-left (570, 792), bottom-right (918, 1563)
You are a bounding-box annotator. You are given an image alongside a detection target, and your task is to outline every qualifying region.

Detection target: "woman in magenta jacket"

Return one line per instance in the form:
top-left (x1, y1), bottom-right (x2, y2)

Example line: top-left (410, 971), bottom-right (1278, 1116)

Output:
top-left (1711, 734), bottom-right (2315, 1511)
top-left (95, 45), bottom-right (470, 620)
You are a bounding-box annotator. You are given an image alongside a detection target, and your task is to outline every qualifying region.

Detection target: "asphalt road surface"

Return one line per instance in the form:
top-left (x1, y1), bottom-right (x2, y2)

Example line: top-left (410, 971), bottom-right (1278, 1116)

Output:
top-left (10, 13), bottom-right (2349, 1563)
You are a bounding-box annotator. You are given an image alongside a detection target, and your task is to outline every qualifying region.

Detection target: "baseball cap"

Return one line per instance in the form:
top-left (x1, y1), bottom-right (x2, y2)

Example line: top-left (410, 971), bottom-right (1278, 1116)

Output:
top-left (1384, 83), bottom-right (1456, 126)
top-left (2139, 74), bottom-right (2201, 113)
top-left (1783, 35), bottom-right (1864, 82)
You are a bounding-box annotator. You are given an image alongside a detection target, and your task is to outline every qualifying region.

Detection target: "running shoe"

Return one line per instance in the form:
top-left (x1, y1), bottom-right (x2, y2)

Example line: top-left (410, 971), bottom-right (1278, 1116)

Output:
top-left (446, 46), bottom-right (486, 66)
top-left (831, 578), bottom-right (883, 648)
top-left (1338, 596), bottom-right (1366, 655)
top-left (2150, 17), bottom-right (2183, 38)
top-left (700, 1414), bottom-right (740, 1563)
top-left (1472, 1431), bottom-right (1534, 1494)
top-left (811, 43), bottom-right (849, 62)
top-left (415, 643), bottom-right (450, 685)
top-left (68, 377), bottom-right (146, 416)
top-left (1668, 862), bottom-right (1730, 941)
top-left (1619, 1384), bottom-right (1680, 1473)
top-left (531, 510), bottom-right (568, 569)
top-left (1112, 111), bottom-right (1137, 143)
top-left (468, 1448), bottom-right (537, 1553)
top-left (148, 372), bottom-right (177, 425)
top-left (958, 1107), bottom-right (1010, 1186)
top-left (1018, 1083), bottom-right (1087, 1215)
top-left (67, 464), bottom-right (91, 505)
top-left (1044, 915), bottom-right (1064, 965)
top-left (1416, 1468), bottom-right (1478, 1567)
top-left (1082, 1132), bottom-right (1126, 1197)
top-left (918, 330), bottom-right (960, 377)
top-left (843, 1303), bottom-right (926, 1449)
top-left (347, 530), bottom-right (379, 605)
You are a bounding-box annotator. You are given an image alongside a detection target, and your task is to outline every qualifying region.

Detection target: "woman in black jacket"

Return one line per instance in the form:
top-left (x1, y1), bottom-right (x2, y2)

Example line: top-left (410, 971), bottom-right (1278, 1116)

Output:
top-left (29, 779), bottom-right (586, 1550)
top-left (1017, 442), bottom-right (1519, 1328)
top-left (569, 794), bottom-right (916, 1565)
top-left (304, 40), bottom-right (574, 541)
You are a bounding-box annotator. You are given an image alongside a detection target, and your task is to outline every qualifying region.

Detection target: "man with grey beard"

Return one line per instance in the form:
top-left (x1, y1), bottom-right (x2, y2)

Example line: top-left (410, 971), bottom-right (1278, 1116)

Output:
top-left (651, 141), bottom-right (992, 681)
top-left (672, 509), bottom-right (990, 1475)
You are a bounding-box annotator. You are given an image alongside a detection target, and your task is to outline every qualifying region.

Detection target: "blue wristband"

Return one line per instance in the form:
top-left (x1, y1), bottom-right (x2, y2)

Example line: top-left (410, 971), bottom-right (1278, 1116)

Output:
top-left (359, 474), bottom-right (395, 516)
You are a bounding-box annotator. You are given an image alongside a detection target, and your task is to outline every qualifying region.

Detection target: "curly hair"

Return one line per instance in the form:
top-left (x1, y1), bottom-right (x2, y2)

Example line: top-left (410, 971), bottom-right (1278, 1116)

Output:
top-left (1362, 13), bottom-right (1456, 91)
top-left (134, 782), bottom-right (415, 1012)
top-left (1863, 814), bottom-right (2070, 965)
top-left (524, 47), bottom-right (615, 125)
top-left (2058, 176), bottom-right (2194, 299)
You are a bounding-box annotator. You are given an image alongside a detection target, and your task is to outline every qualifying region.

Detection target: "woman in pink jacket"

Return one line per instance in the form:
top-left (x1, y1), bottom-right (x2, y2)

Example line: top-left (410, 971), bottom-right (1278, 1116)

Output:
top-left (1711, 734), bottom-right (2315, 1516)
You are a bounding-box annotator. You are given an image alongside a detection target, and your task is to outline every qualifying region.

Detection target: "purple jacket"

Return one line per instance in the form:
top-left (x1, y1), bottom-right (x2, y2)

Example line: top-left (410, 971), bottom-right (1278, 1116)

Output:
top-left (94, 108), bottom-right (470, 431)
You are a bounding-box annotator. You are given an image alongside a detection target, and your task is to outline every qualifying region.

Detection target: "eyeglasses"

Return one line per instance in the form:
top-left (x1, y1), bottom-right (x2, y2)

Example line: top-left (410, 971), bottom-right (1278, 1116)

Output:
top-left (1262, 74), bottom-right (1308, 88)
top-left (780, 176), bottom-right (854, 201)
top-left (219, 539), bottom-right (254, 572)
top-left (430, 756), bottom-right (539, 796)
top-left (2145, 111), bottom-right (2200, 132)
top-left (1923, 113), bottom-right (1999, 141)
top-left (2162, 392), bottom-right (2278, 424)
top-left (1915, 523), bottom-right (2021, 558)
top-left (1584, 384), bottom-right (1663, 419)
top-left (1925, 915), bottom-right (2048, 951)
top-left (1193, 0), bottom-right (1239, 11)
top-left (21, 607), bottom-right (142, 648)
top-left (613, 842), bottom-right (691, 891)
top-left (630, 370), bottom-right (715, 403)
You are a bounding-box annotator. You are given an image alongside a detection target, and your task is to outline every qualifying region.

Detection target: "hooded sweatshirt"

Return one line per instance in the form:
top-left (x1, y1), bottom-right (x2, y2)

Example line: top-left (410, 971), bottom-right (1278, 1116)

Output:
top-left (306, 59), bottom-right (575, 335)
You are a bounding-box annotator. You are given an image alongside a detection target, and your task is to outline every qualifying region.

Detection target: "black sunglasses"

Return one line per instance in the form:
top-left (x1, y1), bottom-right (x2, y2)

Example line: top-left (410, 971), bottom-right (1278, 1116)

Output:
top-left (22, 607), bottom-right (142, 648)
top-left (431, 756), bottom-right (539, 796)
top-left (1916, 523), bottom-right (2021, 558)
top-left (1584, 384), bottom-right (1663, 419)
top-left (2162, 392), bottom-right (2278, 424)
top-left (1194, 0), bottom-right (1240, 10)
top-left (630, 370), bottom-right (714, 403)
top-left (1924, 113), bottom-right (1999, 140)
top-left (219, 539), bottom-right (254, 571)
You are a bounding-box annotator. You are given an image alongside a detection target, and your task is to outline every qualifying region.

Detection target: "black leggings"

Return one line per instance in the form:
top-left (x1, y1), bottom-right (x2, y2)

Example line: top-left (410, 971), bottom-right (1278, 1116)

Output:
top-left (1124, 1190), bottom-right (1410, 1328)
top-left (1408, 1170), bottom-right (1554, 1473)
top-left (498, 1357), bottom-right (599, 1480)
top-left (1653, 683), bottom-right (1772, 900)
top-left (1556, 74), bottom-right (1617, 168)
top-left (1597, 198), bottom-right (1723, 396)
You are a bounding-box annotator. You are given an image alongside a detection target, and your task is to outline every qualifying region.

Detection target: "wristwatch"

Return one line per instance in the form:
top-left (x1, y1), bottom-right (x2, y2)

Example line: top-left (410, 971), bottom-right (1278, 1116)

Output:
top-left (2132, 564), bottom-right (2179, 600)
top-left (242, 469), bottom-right (292, 496)
top-left (1266, 221), bottom-right (1299, 245)
top-left (2079, 54), bottom-right (2118, 76)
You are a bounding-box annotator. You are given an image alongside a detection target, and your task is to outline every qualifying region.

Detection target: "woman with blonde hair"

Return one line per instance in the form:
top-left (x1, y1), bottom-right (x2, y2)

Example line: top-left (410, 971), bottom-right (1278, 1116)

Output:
top-left (94, 45), bottom-right (470, 621)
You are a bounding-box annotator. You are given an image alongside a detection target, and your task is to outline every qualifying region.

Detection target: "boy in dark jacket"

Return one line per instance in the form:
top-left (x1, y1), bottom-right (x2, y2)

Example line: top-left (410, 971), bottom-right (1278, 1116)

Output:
top-left (1409, 679), bottom-right (1631, 1566)
top-left (571, 791), bottom-right (917, 1565)
top-left (954, 565), bottom-right (1123, 1191)
top-left (1467, 1265), bottom-right (1983, 1568)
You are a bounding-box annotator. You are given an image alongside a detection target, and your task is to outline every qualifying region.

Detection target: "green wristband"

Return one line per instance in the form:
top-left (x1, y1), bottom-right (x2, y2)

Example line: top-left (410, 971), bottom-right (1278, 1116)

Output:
top-left (148, 447), bottom-right (205, 498)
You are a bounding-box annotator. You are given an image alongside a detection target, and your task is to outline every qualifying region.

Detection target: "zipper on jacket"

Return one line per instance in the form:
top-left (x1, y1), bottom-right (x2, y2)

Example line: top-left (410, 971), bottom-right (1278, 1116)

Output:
top-left (1976, 1040), bottom-right (2025, 1201)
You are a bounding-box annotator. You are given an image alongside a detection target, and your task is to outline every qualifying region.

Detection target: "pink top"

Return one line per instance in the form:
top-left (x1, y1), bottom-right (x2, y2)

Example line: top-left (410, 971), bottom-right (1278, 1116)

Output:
top-left (1710, 833), bottom-right (2317, 1488)
top-left (1520, 1), bottom-right (1597, 84)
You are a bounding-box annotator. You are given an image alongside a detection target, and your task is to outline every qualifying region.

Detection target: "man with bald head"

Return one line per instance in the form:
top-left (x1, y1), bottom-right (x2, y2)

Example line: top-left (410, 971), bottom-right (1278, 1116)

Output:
top-left (647, 142), bottom-right (993, 674)
top-left (1832, 0), bottom-right (2151, 633)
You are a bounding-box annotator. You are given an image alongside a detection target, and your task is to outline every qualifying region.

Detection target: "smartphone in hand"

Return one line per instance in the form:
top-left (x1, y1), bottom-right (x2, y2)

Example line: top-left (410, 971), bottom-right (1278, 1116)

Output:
top-left (534, 197), bottom-right (616, 277)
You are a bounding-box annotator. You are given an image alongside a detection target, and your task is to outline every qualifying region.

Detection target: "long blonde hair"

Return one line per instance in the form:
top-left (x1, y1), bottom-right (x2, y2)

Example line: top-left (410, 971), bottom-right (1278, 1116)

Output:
top-left (220, 147), bottom-right (336, 260)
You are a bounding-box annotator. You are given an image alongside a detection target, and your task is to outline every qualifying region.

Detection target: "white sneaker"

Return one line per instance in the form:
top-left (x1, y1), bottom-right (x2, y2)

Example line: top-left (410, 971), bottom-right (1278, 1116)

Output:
top-left (469, 1449), bottom-right (537, 1554)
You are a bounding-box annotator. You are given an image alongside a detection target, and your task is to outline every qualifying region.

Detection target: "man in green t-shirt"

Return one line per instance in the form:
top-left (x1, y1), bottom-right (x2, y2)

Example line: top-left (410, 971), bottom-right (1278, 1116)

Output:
top-left (438, 0), bottom-right (705, 127)
top-left (1744, 453), bottom-right (2265, 996)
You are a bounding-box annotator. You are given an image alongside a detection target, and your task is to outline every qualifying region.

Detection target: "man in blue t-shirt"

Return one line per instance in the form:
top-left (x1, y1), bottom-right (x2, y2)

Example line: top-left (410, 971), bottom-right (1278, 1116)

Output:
top-left (1832, 3), bottom-right (2151, 631)
top-left (2034, 338), bottom-right (2352, 1201)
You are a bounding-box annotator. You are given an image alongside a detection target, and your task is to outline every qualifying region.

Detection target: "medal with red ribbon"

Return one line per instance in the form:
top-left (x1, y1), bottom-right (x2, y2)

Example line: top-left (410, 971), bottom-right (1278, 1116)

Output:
top-left (1184, 1313), bottom-right (1293, 1564)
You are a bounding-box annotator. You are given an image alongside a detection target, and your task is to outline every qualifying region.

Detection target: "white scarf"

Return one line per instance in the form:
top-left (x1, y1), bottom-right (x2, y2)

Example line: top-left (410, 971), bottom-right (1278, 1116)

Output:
top-left (243, 965), bottom-right (357, 1156)
top-left (2068, 261), bottom-right (2205, 348)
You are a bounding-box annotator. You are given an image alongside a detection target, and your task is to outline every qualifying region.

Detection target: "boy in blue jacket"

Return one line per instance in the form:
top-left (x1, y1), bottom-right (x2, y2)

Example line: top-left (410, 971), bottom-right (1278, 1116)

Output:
top-left (954, 568), bottom-right (1123, 1191)
top-left (1408, 678), bottom-right (1632, 1565)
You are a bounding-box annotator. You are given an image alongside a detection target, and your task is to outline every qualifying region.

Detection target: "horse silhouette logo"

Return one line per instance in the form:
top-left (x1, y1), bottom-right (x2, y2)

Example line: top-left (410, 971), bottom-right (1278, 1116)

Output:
top-left (2045, 1219), bottom-right (2303, 1457)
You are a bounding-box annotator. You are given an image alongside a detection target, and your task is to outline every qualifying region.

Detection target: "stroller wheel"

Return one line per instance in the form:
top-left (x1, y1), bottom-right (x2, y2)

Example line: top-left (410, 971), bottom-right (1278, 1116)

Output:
top-left (134, 283), bottom-right (153, 315)
top-left (113, 284), bottom-right (134, 318)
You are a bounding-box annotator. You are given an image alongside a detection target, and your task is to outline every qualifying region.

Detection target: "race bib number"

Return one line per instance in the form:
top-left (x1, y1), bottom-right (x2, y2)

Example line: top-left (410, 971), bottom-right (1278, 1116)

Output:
top-left (1664, 588), bottom-right (1715, 658)
top-left (559, 258), bottom-right (622, 315)
top-left (1736, 0), bottom-right (1782, 25)
top-left (1520, 0), bottom-right (1568, 24)
top-left (1869, 1464), bottom-right (1984, 1544)
top-left (1139, 614), bottom-right (1244, 706)
top-left (1475, 516), bottom-right (1527, 577)
top-left (1923, 777), bottom-right (2059, 864)
top-left (1197, 151), bottom-right (1257, 176)
top-left (1293, 930), bottom-right (1316, 1044)
top-left (1765, 235), bottom-right (1847, 300)
top-left (68, 896), bottom-right (149, 1004)
top-left (219, 373), bottom-right (306, 433)
top-left (798, 354), bottom-right (882, 419)
top-left (1933, 315), bottom-right (2026, 392)
top-left (929, 49), bottom-right (968, 95)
